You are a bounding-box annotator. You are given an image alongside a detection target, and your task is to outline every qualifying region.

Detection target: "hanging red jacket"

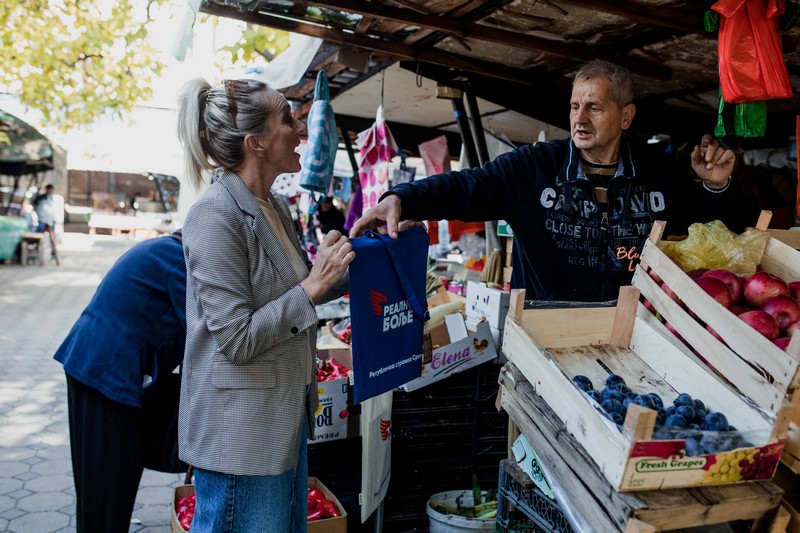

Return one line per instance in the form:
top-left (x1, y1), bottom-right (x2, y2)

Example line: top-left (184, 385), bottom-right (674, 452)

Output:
top-left (712, 0), bottom-right (793, 103)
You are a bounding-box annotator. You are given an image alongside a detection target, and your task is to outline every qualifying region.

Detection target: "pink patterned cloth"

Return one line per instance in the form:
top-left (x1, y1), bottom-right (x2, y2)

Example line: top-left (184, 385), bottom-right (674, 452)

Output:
top-left (356, 106), bottom-right (398, 211)
top-left (418, 135), bottom-right (451, 176)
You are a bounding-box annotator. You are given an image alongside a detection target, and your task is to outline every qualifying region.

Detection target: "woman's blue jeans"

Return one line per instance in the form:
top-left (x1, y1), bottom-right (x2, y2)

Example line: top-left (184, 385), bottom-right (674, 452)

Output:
top-left (191, 422), bottom-right (308, 533)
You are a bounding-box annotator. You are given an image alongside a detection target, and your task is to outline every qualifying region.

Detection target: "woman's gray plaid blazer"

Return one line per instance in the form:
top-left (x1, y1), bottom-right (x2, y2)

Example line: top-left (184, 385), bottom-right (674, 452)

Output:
top-left (178, 171), bottom-right (348, 476)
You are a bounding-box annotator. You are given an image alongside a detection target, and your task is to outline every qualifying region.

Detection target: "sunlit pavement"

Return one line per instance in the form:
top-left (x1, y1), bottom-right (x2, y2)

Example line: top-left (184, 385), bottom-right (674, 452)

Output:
top-left (0, 233), bottom-right (184, 532)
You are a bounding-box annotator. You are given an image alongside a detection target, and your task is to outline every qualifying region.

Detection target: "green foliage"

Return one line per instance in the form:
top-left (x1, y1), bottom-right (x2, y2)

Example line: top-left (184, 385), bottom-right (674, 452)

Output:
top-left (217, 23), bottom-right (290, 65)
top-left (0, 0), bottom-right (167, 130)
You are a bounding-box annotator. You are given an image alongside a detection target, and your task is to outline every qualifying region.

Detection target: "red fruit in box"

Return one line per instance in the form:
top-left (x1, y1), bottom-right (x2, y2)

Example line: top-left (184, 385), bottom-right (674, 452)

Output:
top-left (687, 268), bottom-right (709, 280)
top-left (701, 269), bottom-right (743, 302)
top-left (738, 310), bottom-right (780, 340)
top-left (664, 322), bottom-right (686, 344)
top-left (695, 276), bottom-right (733, 309)
top-left (648, 269), bottom-right (663, 285)
top-left (786, 320), bottom-right (800, 338)
top-left (705, 324), bottom-right (727, 346)
top-left (760, 295), bottom-right (800, 331)
top-left (744, 272), bottom-right (789, 308)
top-left (774, 337), bottom-right (791, 351)
top-left (730, 304), bottom-right (750, 316)
top-left (660, 282), bottom-right (682, 306)
top-left (789, 281), bottom-right (800, 302)
top-left (308, 488), bottom-right (325, 503)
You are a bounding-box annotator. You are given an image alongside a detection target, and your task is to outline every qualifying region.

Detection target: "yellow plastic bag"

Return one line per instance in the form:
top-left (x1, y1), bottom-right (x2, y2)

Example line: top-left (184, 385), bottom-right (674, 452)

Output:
top-left (661, 220), bottom-right (769, 277)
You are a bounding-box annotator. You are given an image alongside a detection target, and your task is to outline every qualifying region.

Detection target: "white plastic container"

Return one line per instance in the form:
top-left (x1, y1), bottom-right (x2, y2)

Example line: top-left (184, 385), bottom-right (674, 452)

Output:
top-left (426, 490), bottom-right (494, 532)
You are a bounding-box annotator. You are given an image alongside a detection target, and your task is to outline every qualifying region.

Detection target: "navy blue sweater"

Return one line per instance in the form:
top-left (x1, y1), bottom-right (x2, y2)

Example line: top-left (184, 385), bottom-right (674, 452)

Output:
top-left (391, 137), bottom-right (746, 302)
top-left (54, 234), bottom-right (186, 407)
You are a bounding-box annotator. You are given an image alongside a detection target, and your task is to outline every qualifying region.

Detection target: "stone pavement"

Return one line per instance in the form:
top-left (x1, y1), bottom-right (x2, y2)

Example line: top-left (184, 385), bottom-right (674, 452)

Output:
top-left (0, 233), bottom-right (185, 533)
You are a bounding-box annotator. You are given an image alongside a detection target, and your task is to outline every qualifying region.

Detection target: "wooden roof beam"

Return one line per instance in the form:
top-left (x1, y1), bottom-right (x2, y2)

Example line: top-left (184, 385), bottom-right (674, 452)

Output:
top-left (554, 0), bottom-right (706, 35)
top-left (303, 0), bottom-right (672, 80)
top-left (201, 2), bottom-right (552, 86)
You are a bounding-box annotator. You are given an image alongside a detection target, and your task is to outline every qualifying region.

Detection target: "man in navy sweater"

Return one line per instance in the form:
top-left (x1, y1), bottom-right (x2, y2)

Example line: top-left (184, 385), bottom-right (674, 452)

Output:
top-left (351, 60), bottom-right (746, 302)
top-left (54, 231), bottom-right (186, 532)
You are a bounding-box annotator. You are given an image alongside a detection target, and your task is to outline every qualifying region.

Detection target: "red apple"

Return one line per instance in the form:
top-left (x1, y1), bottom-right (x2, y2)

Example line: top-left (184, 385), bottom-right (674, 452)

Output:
top-left (730, 304), bottom-right (750, 316)
top-left (789, 281), bottom-right (800, 302)
top-left (786, 320), bottom-right (800, 338)
top-left (773, 337), bottom-right (791, 351)
top-left (744, 272), bottom-right (790, 307)
top-left (695, 277), bottom-right (733, 309)
top-left (760, 295), bottom-right (800, 331)
top-left (664, 321), bottom-right (686, 344)
top-left (701, 269), bottom-right (743, 303)
top-left (705, 324), bottom-right (727, 346)
top-left (648, 269), bottom-right (663, 285)
top-left (642, 298), bottom-right (657, 313)
top-left (687, 268), bottom-right (709, 280)
top-left (661, 282), bottom-right (682, 306)
top-left (738, 310), bottom-right (780, 340)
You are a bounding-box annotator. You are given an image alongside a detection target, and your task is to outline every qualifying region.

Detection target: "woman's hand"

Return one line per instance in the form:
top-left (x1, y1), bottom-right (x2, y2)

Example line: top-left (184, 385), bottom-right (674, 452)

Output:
top-left (301, 230), bottom-right (354, 302)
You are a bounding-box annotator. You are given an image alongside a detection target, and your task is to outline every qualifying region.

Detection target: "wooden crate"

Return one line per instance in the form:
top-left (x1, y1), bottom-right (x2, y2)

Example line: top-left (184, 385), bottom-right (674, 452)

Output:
top-left (632, 219), bottom-right (800, 421)
top-left (501, 285), bottom-right (789, 491)
top-left (784, 424), bottom-right (800, 474)
top-left (498, 363), bottom-right (785, 531)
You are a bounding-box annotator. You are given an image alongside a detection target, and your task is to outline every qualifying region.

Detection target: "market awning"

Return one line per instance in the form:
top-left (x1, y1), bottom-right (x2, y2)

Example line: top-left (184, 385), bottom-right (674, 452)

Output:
top-left (0, 109), bottom-right (54, 176)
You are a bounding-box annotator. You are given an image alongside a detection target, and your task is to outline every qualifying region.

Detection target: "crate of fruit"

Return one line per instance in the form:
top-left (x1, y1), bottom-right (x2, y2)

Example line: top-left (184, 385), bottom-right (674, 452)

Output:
top-left (170, 477), bottom-right (346, 532)
top-left (501, 285), bottom-right (789, 491)
top-left (632, 216), bottom-right (799, 423)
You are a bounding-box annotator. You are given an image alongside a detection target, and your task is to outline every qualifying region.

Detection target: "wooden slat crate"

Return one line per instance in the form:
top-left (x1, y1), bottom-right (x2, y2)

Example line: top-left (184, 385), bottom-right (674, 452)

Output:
top-left (501, 285), bottom-right (790, 491)
top-left (632, 219), bottom-right (800, 418)
top-left (498, 363), bottom-right (785, 531)
top-left (784, 424), bottom-right (800, 474)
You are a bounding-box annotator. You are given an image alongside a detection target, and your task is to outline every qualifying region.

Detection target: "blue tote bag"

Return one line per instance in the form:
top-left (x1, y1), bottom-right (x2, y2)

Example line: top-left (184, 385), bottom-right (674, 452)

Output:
top-left (349, 227), bottom-right (429, 403)
top-left (300, 71), bottom-right (337, 200)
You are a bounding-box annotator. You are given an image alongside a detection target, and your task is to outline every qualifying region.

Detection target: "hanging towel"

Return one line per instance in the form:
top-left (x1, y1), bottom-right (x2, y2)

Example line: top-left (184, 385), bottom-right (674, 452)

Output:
top-left (300, 71), bottom-right (338, 199)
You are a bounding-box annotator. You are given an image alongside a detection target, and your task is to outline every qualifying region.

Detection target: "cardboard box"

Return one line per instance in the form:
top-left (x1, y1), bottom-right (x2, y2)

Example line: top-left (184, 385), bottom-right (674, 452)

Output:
top-left (401, 317), bottom-right (497, 392)
top-left (465, 316), bottom-right (502, 347)
top-left (308, 477), bottom-right (347, 533)
top-left (312, 348), bottom-right (358, 442)
top-left (465, 280), bottom-right (510, 329)
top-left (502, 266), bottom-right (513, 285)
top-left (170, 484), bottom-right (195, 533)
top-left (171, 479), bottom-right (346, 532)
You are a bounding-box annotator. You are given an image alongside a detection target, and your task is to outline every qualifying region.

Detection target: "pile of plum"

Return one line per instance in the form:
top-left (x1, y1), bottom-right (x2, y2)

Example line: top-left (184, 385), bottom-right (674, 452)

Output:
top-left (572, 373), bottom-right (754, 455)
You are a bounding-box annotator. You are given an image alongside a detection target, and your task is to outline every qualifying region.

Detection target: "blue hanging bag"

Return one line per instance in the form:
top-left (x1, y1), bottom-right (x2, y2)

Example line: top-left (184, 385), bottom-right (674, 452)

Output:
top-left (349, 227), bottom-right (429, 403)
top-left (300, 71), bottom-right (338, 201)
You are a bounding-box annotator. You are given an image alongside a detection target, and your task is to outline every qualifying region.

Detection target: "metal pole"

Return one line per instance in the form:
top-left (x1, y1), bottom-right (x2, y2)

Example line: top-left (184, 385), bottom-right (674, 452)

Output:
top-left (465, 88), bottom-right (489, 166)
top-left (465, 88), bottom-right (501, 256)
top-left (451, 97), bottom-right (479, 169)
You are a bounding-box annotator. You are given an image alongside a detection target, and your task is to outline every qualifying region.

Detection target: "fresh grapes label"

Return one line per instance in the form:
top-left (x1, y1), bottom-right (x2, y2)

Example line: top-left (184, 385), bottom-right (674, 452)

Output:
top-left (634, 455), bottom-right (707, 473)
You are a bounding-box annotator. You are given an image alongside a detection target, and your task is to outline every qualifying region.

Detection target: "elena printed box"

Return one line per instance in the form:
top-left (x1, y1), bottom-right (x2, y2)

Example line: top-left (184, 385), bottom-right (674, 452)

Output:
top-left (400, 317), bottom-right (497, 392)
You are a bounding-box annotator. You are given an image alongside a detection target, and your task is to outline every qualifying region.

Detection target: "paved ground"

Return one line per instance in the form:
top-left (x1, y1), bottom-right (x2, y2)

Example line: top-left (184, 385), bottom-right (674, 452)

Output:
top-left (0, 233), bottom-right (185, 533)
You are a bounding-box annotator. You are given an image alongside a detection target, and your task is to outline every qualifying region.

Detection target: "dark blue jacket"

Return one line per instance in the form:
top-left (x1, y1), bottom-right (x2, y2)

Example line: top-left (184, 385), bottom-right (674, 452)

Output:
top-left (390, 137), bottom-right (746, 302)
top-left (54, 234), bottom-right (187, 407)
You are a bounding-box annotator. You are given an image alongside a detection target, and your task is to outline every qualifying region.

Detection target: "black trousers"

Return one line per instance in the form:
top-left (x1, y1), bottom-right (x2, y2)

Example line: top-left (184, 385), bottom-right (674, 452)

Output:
top-left (66, 374), bottom-right (145, 533)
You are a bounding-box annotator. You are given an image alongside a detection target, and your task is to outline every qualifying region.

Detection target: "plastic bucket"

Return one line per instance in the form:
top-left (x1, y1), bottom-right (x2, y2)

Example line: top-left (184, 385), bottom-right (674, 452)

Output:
top-left (426, 490), bottom-right (495, 532)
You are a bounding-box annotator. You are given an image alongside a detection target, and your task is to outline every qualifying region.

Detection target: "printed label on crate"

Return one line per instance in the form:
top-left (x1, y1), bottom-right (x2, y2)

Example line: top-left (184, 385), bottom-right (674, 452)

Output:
top-left (310, 378), bottom-right (349, 442)
top-left (620, 439), bottom-right (784, 489)
top-left (400, 321), bottom-right (497, 392)
top-left (497, 220), bottom-right (514, 237)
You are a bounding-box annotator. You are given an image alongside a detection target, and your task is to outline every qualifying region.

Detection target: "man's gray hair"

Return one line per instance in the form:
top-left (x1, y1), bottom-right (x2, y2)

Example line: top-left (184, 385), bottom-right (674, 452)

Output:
top-left (573, 60), bottom-right (634, 108)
